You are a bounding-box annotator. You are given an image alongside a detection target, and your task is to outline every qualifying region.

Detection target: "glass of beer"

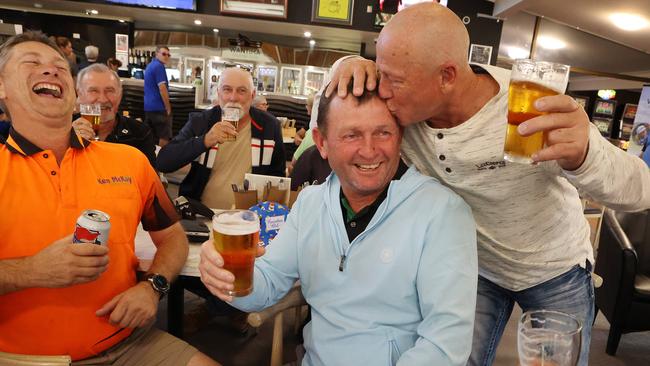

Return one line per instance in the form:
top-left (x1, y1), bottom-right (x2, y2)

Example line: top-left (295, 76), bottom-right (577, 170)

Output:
top-left (221, 106), bottom-right (241, 142)
top-left (504, 59), bottom-right (570, 163)
top-left (212, 210), bottom-right (260, 297)
top-left (518, 310), bottom-right (582, 366)
top-left (79, 103), bottom-right (102, 141)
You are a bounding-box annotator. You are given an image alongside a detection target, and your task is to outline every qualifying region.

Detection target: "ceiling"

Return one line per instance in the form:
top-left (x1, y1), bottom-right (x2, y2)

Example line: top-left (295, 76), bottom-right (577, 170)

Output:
top-left (0, 0), bottom-right (379, 53)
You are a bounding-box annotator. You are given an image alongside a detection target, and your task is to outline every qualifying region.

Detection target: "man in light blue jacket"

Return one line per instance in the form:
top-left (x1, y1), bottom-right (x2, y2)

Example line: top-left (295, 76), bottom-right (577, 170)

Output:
top-left (199, 87), bottom-right (478, 365)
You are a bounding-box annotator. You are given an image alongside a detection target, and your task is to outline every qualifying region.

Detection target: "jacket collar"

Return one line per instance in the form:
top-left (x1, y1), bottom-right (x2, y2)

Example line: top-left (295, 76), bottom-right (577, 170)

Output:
top-left (3, 126), bottom-right (90, 156)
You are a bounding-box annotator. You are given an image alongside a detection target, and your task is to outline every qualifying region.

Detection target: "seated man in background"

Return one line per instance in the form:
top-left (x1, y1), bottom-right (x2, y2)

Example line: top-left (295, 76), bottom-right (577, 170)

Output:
top-left (0, 31), bottom-right (217, 366)
top-left (289, 144), bottom-right (330, 190)
top-left (157, 66), bottom-right (285, 208)
top-left (199, 86), bottom-right (478, 365)
top-left (252, 94), bottom-right (269, 111)
top-left (73, 63), bottom-right (157, 167)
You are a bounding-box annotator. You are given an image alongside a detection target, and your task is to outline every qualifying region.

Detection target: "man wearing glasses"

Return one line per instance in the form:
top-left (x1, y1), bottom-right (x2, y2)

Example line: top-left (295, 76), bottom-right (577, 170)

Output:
top-left (144, 46), bottom-right (172, 147)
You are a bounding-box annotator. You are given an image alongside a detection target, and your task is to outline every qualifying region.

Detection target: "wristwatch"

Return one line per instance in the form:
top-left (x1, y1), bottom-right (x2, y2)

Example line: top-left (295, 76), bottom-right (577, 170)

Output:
top-left (145, 273), bottom-right (170, 298)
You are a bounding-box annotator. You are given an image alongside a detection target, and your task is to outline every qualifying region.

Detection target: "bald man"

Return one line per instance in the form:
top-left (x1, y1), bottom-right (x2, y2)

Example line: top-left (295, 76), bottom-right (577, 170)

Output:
top-left (157, 67), bottom-right (286, 208)
top-left (328, 3), bottom-right (650, 366)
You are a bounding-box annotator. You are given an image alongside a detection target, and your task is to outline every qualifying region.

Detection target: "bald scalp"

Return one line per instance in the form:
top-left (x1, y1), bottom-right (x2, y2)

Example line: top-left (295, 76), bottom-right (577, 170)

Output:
top-left (380, 3), bottom-right (470, 72)
top-left (218, 67), bottom-right (254, 91)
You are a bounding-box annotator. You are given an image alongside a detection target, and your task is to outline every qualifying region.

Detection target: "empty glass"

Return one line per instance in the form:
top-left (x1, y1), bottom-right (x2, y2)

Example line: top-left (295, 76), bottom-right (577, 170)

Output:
top-left (518, 310), bottom-right (582, 366)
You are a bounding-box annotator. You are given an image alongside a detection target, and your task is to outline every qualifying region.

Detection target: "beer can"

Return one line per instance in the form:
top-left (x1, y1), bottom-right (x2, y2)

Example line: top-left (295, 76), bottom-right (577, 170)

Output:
top-left (73, 209), bottom-right (111, 245)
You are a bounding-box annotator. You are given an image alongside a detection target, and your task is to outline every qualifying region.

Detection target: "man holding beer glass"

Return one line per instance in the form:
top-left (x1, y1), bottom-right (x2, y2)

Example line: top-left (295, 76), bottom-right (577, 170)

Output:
top-left (325, 3), bottom-right (650, 366)
top-left (200, 87), bottom-right (479, 365)
top-left (0, 32), bottom-right (217, 366)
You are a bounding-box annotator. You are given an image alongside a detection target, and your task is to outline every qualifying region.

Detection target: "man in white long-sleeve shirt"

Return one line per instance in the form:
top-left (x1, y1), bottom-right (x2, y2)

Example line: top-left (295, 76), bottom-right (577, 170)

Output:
top-left (327, 3), bottom-right (650, 366)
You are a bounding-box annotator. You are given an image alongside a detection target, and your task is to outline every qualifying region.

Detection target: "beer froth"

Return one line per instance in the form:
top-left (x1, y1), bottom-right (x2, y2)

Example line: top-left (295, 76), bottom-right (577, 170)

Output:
top-left (212, 211), bottom-right (259, 236)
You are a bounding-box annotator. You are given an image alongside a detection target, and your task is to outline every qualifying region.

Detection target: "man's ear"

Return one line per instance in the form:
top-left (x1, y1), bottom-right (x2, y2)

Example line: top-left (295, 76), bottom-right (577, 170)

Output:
top-left (439, 62), bottom-right (458, 94)
top-left (312, 127), bottom-right (328, 160)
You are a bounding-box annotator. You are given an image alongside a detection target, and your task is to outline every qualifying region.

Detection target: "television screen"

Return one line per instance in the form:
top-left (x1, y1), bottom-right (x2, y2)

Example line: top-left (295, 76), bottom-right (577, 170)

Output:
top-left (594, 100), bottom-right (615, 116)
top-left (623, 104), bottom-right (638, 120)
top-left (106, 0), bottom-right (195, 11)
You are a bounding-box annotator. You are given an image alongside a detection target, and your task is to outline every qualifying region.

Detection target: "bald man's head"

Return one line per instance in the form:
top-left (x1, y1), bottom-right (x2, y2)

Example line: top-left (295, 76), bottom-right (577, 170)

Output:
top-left (378, 2), bottom-right (469, 71)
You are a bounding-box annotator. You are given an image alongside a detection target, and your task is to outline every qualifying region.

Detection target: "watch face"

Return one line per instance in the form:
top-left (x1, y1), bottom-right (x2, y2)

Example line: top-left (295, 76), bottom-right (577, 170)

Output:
top-left (151, 274), bottom-right (169, 292)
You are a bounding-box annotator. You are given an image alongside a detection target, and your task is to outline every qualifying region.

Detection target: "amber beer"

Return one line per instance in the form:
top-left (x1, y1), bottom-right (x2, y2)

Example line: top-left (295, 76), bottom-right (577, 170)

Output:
top-left (212, 210), bottom-right (260, 296)
top-left (221, 106), bottom-right (241, 142)
top-left (504, 60), bottom-right (570, 163)
top-left (79, 103), bottom-right (102, 141)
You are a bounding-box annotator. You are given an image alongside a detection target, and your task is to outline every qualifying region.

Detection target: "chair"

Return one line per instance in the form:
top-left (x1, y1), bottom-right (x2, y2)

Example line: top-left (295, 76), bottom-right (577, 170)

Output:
top-left (247, 285), bottom-right (307, 366)
top-left (0, 352), bottom-right (71, 366)
top-left (594, 208), bottom-right (650, 355)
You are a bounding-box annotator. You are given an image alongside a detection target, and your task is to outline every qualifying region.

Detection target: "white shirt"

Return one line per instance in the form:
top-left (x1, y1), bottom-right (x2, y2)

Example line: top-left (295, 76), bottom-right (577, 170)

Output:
top-left (401, 64), bottom-right (650, 291)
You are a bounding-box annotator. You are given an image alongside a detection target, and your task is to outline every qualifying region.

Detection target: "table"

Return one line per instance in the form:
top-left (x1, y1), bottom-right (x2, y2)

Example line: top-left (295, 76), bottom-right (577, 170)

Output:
top-left (135, 224), bottom-right (203, 338)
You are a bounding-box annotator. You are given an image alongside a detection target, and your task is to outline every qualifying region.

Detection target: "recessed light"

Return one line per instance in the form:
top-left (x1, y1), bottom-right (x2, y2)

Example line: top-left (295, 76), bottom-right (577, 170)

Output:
top-left (194, 19), bottom-right (202, 25)
top-left (610, 13), bottom-right (648, 31)
top-left (309, 39), bottom-right (316, 46)
top-left (507, 46), bottom-right (529, 59)
top-left (33, 3), bottom-right (43, 8)
top-left (537, 36), bottom-right (566, 50)
top-left (304, 31), bottom-right (312, 38)
top-left (90, 9), bottom-right (98, 15)
top-left (118, 19), bottom-right (125, 23)
top-left (213, 28), bottom-right (219, 33)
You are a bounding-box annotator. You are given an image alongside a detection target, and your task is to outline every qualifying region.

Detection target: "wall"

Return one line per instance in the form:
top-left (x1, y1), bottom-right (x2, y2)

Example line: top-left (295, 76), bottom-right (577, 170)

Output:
top-left (0, 9), bottom-right (132, 64)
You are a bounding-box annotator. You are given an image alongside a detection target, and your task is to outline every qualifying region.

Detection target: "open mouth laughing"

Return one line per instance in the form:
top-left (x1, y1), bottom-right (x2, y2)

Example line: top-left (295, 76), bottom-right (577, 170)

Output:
top-left (355, 162), bottom-right (382, 171)
top-left (32, 82), bottom-right (62, 98)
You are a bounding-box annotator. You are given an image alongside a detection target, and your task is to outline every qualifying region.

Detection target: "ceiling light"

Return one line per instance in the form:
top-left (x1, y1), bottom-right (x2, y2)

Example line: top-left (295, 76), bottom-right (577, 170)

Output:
top-left (309, 39), bottom-right (316, 46)
top-left (33, 3), bottom-right (43, 8)
top-left (507, 46), bottom-right (529, 60)
top-left (213, 28), bottom-right (219, 33)
top-left (194, 19), bottom-right (202, 25)
top-left (304, 31), bottom-right (312, 38)
top-left (90, 9), bottom-right (98, 15)
top-left (537, 36), bottom-right (566, 50)
top-left (610, 13), bottom-right (648, 31)
top-left (118, 19), bottom-right (125, 23)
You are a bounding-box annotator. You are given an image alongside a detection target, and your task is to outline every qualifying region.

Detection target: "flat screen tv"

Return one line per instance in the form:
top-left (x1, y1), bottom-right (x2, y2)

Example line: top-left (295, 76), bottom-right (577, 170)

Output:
top-left (594, 99), bottom-right (615, 116)
top-left (106, 0), bottom-right (195, 11)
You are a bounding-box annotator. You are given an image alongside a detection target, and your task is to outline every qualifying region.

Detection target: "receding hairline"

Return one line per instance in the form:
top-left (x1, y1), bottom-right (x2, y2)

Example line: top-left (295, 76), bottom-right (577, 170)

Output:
top-left (76, 63), bottom-right (122, 94)
top-left (218, 67), bottom-right (254, 90)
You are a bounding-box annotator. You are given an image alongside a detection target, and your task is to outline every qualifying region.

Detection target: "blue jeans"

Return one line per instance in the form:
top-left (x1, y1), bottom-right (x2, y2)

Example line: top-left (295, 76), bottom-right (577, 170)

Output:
top-left (468, 264), bottom-right (594, 366)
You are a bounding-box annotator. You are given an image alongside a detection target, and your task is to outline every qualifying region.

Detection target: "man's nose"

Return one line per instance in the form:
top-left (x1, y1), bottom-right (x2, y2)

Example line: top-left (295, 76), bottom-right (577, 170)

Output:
top-left (41, 64), bottom-right (60, 77)
top-left (358, 136), bottom-right (377, 158)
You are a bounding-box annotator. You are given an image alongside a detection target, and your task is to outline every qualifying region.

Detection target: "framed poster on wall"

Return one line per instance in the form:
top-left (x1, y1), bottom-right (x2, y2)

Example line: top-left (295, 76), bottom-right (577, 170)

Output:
top-left (312, 0), bottom-right (354, 25)
top-left (115, 33), bottom-right (128, 53)
top-left (221, 0), bottom-right (288, 19)
top-left (469, 44), bottom-right (492, 65)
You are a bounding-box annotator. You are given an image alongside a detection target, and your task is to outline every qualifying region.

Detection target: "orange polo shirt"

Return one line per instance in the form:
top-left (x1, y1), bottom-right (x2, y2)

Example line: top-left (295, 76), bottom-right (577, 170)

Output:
top-left (0, 128), bottom-right (179, 360)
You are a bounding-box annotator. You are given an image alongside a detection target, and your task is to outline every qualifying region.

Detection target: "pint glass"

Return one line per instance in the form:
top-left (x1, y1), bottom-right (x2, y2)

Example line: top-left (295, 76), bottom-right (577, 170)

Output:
top-left (504, 59), bottom-right (570, 163)
top-left (518, 310), bottom-right (582, 366)
top-left (79, 103), bottom-right (102, 141)
top-left (212, 210), bottom-right (260, 297)
top-left (221, 106), bottom-right (241, 142)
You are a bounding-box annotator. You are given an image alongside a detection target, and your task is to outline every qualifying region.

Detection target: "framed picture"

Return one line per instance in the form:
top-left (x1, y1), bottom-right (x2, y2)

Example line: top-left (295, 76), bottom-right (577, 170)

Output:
top-left (469, 44), bottom-right (492, 65)
top-left (312, 0), bottom-right (354, 25)
top-left (115, 34), bottom-right (128, 53)
top-left (115, 52), bottom-right (128, 70)
top-left (280, 67), bottom-right (302, 95)
top-left (221, 0), bottom-right (288, 19)
top-left (256, 65), bottom-right (278, 93)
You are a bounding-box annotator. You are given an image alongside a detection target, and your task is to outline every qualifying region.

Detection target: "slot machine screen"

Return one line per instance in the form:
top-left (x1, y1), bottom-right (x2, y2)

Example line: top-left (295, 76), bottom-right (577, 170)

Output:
top-left (594, 100), bottom-right (615, 116)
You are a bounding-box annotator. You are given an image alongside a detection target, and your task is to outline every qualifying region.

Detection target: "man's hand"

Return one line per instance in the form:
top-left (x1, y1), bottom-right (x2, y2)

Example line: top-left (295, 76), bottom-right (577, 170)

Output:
top-left (72, 117), bottom-right (96, 141)
top-left (204, 121), bottom-right (238, 148)
top-left (198, 241), bottom-right (265, 302)
top-left (517, 95), bottom-right (590, 171)
top-left (96, 281), bottom-right (160, 328)
top-left (26, 234), bottom-right (109, 288)
top-left (325, 58), bottom-right (377, 98)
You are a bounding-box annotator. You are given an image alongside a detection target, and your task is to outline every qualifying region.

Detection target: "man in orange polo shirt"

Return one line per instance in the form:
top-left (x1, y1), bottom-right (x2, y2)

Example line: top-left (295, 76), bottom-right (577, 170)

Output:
top-left (0, 32), bottom-right (218, 366)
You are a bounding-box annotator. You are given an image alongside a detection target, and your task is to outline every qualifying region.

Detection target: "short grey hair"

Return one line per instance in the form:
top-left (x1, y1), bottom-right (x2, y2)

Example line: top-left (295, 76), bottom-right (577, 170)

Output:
top-left (84, 45), bottom-right (99, 60)
top-left (218, 66), bottom-right (254, 92)
top-left (76, 63), bottom-right (122, 94)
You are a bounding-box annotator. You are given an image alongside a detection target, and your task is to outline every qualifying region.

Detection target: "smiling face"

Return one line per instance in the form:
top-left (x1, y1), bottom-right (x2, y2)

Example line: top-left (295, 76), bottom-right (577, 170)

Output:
top-left (313, 94), bottom-right (402, 205)
top-left (77, 69), bottom-right (122, 125)
top-left (0, 41), bottom-right (75, 127)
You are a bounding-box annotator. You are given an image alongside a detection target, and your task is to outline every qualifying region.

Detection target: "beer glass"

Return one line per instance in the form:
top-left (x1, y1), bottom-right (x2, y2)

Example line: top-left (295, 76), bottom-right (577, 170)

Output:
top-left (504, 59), bottom-right (570, 163)
top-left (518, 310), bottom-right (582, 366)
top-left (79, 103), bottom-right (102, 141)
top-left (212, 210), bottom-right (260, 297)
top-left (221, 106), bottom-right (241, 142)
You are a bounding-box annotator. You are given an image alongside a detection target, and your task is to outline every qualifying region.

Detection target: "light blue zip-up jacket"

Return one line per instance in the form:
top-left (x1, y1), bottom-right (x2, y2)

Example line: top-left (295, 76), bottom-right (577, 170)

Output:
top-left (232, 166), bottom-right (477, 365)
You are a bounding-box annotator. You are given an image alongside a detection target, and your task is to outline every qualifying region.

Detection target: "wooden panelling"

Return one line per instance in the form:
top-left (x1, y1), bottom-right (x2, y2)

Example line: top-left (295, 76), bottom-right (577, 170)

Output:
top-left (169, 32), bottom-right (187, 45)
top-left (187, 33), bottom-right (203, 46)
